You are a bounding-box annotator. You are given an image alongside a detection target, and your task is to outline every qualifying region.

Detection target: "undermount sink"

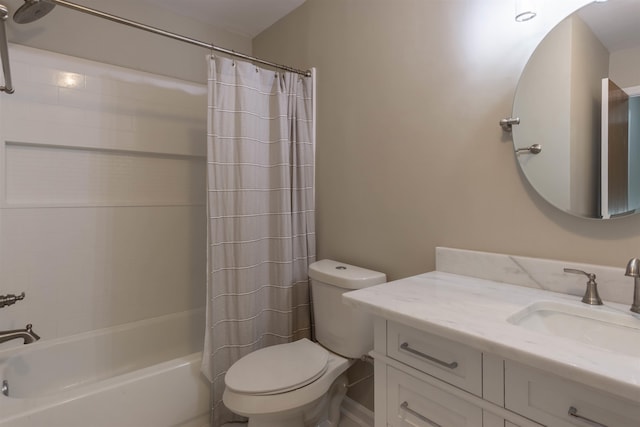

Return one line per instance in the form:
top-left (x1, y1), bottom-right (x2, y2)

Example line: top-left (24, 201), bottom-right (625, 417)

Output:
top-left (507, 301), bottom-right (640, 357)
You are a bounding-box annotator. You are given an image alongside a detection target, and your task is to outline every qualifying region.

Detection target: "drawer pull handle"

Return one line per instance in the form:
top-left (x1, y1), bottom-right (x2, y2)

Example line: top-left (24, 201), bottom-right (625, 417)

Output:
top-left (401, 401), bottom-right (442, 427)
top-left (400, 342), bottom-right (459, 369)
top-left (568, 406), bottom-right (608, 427)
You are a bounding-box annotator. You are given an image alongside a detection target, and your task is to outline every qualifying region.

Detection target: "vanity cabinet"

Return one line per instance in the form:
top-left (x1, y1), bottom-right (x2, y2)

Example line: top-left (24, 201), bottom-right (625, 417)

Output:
top-left (505, 361), bottom-right (640, 427)
top-left (387, 366), bottom-right (482, 426)
top-left (374, 320), bottom-right (534, 427)
top-left (387, 322), bottom-right (482, 397)
top-left (374, 319), bottom-right (640, 427)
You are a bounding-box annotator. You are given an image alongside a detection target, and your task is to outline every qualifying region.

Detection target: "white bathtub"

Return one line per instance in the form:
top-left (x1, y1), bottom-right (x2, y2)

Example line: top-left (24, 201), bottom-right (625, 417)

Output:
top-left (0, 310), bottom-right (210, 427)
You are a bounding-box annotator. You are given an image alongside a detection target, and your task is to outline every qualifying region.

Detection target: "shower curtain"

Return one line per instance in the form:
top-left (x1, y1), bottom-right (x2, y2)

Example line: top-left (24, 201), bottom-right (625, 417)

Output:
top-left (202, 56), bottom-right (316, 426)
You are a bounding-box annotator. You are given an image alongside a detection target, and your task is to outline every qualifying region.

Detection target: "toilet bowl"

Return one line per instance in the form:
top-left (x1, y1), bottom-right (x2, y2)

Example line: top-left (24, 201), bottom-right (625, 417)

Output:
top-left (224, 339), bottom-right (351, 427)
top-left (222, 260), bottom-right (386, 427)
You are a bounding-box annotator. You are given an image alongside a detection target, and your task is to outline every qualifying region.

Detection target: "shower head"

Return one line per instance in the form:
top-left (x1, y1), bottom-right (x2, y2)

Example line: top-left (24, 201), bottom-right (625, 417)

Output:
top-left (13, 0), bottom-right (56, 24)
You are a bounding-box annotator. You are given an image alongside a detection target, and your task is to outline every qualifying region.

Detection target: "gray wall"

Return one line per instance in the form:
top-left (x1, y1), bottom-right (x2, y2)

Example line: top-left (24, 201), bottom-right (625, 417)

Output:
top-left (3, 0), bottom-right (251, 83)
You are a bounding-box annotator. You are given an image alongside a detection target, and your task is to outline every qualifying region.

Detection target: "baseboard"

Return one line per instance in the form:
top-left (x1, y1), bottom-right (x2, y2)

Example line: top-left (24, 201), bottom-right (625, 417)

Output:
top-left (340, 397), bottom-right (374, 427)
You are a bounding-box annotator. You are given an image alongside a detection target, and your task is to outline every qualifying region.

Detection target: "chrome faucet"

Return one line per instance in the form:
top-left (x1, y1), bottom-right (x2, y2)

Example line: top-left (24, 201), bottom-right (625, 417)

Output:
top-left (625, 258), bottom-right (640, 314)
top-left (0, 292), bottom-right (25, 308)
top-left (0, 324), bottom-right (40, 345)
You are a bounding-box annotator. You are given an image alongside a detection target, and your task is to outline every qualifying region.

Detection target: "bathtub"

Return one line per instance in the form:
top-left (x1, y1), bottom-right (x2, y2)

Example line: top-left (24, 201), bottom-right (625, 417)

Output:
top-left (0, 310), bottom-right (210, 427)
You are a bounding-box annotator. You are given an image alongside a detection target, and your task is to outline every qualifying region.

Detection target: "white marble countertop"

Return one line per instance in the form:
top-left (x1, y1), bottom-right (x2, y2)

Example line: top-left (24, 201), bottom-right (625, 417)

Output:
top-left (343, 271), bottom-right (640, 403)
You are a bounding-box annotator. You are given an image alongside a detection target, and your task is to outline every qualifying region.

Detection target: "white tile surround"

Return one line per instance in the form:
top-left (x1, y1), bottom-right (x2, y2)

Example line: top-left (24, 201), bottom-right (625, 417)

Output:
top-left (0, 45), bottom-right (207, 348)
top-left (436, 247), bottom-right (633, 306)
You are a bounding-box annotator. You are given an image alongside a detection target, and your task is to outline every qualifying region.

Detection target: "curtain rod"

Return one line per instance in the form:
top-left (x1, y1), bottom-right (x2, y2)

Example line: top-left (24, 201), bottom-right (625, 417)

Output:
top-left (50, 0), bottom-right (312, 77)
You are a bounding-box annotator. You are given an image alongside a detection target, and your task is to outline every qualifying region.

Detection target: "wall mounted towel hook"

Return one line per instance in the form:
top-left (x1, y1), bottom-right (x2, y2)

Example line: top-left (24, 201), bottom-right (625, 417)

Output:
top-left (499, 117), bottom-right (520, 132)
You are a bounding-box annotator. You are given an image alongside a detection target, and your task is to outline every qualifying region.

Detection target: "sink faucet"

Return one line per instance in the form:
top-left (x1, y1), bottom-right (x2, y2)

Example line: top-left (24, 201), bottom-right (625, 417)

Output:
top-left (563, 268), bottom-right (602, 305)
top-left (0, 324), bottom-right (40, 345)
top-left (624, 258), bottom-right (640, 314)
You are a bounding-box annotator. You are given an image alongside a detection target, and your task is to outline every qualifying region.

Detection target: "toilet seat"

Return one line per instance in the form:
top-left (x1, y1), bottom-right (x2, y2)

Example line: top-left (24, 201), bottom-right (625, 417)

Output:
top-left (223, 350), bottom-right (352, 418)
top-left (225, 339), bottom-right (329, 395)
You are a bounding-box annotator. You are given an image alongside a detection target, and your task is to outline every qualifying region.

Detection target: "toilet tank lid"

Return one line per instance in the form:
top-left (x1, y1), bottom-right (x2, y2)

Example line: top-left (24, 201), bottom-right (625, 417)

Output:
top-left (309, 259), bottom-right (386, 290)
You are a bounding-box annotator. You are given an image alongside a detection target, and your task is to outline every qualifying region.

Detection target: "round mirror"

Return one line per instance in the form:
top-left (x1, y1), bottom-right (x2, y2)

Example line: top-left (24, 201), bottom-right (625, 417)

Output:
top-left (512, 0), bottom-right (640, 219)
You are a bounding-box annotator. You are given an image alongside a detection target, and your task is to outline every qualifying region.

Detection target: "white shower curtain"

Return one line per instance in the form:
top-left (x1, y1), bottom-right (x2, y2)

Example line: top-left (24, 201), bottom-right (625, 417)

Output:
top-left (202, 56), bottom-right (315, 426)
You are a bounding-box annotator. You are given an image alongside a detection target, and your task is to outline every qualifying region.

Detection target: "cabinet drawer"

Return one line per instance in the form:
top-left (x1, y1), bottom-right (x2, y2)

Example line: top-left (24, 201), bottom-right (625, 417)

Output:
top-left (387, 322), bottom-right (482, 396)
top-left (387, 366), bottom-right (483, 427)
top-left (505, 361), bottom-right (640, 427)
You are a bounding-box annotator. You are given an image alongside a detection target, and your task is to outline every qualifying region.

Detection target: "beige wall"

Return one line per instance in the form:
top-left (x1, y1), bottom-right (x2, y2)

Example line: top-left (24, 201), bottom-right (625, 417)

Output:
top-left (254, 0), bottom-right (640, 410)
top-left (3, 0), bottom-right (251, 83)
top-left (514, 16), bottom-right (572, 213)
top-left (253, 0), bottom-right (640, 282)
top-left (610, 45), bottom-right (640, 89)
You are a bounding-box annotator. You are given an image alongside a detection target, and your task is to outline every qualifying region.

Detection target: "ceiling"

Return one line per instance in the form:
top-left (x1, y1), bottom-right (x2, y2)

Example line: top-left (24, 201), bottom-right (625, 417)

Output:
top-left (140, 0), bottom-right (306, 38)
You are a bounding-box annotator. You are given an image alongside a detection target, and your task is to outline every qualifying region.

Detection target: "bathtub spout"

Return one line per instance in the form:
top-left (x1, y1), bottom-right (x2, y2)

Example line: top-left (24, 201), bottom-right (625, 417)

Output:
top-left (0, 323), bottom-right (40, 344)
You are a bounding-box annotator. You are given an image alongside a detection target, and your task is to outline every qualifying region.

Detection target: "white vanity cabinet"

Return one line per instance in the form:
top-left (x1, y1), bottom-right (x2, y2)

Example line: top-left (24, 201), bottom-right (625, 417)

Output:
top-left (386, 322), bottom-right (482, 397)
top-left (386, 366), bottom-right (483, 426)
top-left (343, 268), bottom-right (640, 427)
top-left (373, 319), bottom-right (640, 427)
top-left (504, 361), bottom-right (640, 427)
top-left (374, 320), bottom-right (536, 427)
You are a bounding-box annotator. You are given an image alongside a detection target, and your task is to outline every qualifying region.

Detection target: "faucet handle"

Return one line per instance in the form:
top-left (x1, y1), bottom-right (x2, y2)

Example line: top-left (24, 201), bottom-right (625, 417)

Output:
top-left (563, 268), bottom-right (594, 279)
top-left (563, 268), bottom-right (603, 305)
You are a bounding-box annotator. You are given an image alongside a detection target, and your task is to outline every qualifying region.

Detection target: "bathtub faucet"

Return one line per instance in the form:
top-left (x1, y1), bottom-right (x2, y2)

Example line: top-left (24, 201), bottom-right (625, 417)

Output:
top-left (0, 324), bottom-right (40, 345)
top-left (0, 292), bottom-right (25, 308)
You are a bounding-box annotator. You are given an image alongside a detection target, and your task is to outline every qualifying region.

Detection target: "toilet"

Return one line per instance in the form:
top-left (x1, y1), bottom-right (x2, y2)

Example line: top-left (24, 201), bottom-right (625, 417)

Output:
top-left (223, 259), bottom-right (386, 427)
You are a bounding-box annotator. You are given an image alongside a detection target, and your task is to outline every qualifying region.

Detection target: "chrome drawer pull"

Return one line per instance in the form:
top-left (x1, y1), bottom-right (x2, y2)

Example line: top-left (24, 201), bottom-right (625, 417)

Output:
top-left (568, 406), bottom-right (608, 427)
top-left (401, 401), bottom-right (442, 427)
top-left (400, 342), bottom-right (459, 369)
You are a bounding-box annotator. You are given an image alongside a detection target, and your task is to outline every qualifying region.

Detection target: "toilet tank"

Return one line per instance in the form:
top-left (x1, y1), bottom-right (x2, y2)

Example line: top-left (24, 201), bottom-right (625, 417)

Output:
top-left (308, 259), bottom-right (386, 358)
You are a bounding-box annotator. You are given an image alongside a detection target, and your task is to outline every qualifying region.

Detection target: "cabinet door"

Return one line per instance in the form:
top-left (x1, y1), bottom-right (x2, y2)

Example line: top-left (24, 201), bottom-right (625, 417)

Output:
top-left (505, 361), bottom-right (640, 427)
top-left (387, 366), bottom-right (482, 427)
top-left (482, 411), bottom-right (504, 427)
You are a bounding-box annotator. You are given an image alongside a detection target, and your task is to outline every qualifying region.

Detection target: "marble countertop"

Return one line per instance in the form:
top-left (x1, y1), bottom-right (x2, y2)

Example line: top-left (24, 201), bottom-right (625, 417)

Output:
top-left (343, 271), bottom-right (640, 403)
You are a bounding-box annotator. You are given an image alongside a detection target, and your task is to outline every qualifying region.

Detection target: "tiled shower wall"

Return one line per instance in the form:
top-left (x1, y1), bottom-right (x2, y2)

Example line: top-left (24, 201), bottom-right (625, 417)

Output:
top-left (0, 45), bottom-right (207, 347)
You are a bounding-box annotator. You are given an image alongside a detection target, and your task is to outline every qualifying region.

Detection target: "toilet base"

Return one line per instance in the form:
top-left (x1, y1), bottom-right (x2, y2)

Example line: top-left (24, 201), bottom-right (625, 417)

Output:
top-left (304, 372), bottom-right (348, 427)
top-left (248, 415), bottom-right (303, 427)
top-left (224, 350), bottom-right (352, 427)
top-left (238, 373), bottom-right (349, 427)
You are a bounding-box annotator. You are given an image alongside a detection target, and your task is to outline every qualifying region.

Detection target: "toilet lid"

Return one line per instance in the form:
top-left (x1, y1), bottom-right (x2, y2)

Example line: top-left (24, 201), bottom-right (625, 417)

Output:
top-left (225, 339), bottom-right (329, 395)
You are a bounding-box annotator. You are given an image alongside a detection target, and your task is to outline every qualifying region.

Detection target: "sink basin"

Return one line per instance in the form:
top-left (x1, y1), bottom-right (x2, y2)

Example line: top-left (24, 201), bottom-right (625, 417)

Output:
top-left (507, 301), bottom-right (640, 357)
